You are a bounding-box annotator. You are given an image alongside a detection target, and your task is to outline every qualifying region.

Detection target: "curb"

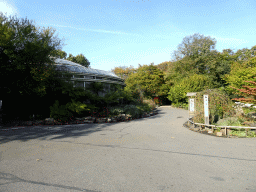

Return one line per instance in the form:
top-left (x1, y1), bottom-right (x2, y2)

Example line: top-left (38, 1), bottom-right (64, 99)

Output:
top-left (0, 109), bottom-right (159, 131)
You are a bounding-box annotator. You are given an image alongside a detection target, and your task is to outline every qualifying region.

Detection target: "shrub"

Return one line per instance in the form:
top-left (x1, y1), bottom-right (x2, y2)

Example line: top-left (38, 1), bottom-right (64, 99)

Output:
top-left (216, 117), bottom-right (243, 126)
top-left (49, 100), bottom-right (73, 122)
top-left (143, 99), bottom-right (156, 110)
top-left (168, 74), bottom-right (213, 105)
top-left (66, 99), bottom-right (90, 117)
top-left (109, 107), bottom-right (125, 116)
top-left (193, 89), bottom-right (235, 124)
top-left (123, 105), bottom-right (143, 118)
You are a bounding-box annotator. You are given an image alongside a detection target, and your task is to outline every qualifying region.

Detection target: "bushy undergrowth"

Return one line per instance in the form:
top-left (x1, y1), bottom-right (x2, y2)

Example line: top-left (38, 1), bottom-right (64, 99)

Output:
top-left (193, 89), bottom-right (235, 124)
top-left (49, 100), bottom-right (73, 122)
top-left (216, 117), bottom-right (243, 126)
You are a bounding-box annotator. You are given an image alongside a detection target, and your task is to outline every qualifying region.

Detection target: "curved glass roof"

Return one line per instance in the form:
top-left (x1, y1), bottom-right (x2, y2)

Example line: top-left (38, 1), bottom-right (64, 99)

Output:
top-left (53, 58), bottom-right (121, 79)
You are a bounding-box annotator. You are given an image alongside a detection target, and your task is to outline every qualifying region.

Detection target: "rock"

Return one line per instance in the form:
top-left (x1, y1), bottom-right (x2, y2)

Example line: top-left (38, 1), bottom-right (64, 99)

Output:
top-left (208, 130), bottom-right (213, 134)
top-left (193, 128), bottom-right (200, 131)
top-left (244, 103), bottom-right (254, 108)
top-left (107, 118), bottom-right (112, 123)
top-left (45, 118), bottom-right (54, 121)
top-left (83, 120), bottom-right (93, 123)
top-left (216, 132), bottom-right (222, 137)
top-left (96, 118), bottom-right (106, 123)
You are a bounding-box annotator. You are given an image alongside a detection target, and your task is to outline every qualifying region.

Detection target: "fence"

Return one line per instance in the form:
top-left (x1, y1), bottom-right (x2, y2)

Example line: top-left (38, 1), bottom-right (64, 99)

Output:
top-left (187, 117), bottom-right (256, 136)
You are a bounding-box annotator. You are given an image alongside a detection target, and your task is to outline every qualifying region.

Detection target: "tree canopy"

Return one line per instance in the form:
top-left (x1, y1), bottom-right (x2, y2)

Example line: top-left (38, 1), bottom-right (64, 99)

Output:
top-left (124, 63), bottom-right (168, 99)
top-left (111, 65), bottom-right (136, 80)
top-left (66, 53), bottom-right (90, 68)
top-left (0, 12), bottom-right (64, 98)
top-left (172, 33), bottom-right (217, 61)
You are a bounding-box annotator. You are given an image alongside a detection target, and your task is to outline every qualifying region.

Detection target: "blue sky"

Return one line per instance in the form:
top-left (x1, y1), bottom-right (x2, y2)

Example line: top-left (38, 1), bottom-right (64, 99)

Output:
top-left (1, 0), bottom-right (256, 72)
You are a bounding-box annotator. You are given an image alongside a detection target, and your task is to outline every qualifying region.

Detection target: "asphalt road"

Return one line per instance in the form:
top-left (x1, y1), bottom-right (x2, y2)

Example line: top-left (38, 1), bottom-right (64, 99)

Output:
top-left (0, 106), bottom-right (256, 192)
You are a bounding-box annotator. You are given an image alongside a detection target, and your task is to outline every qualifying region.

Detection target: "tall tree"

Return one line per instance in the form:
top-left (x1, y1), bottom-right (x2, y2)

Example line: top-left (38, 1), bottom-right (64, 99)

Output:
top-left (51, 49), bottom-right (67, 59)
top-left (172, 33), bottom-right (217, 61)
top-left (124, 63), bottom-right (168, 99)
top-left (224, 57), bottom-right (256, 98)
top-left (111, 65), bottom-right (136, 80)
top-left (0, 13), bottom-right (67, 122)
top-left (66, 53), bottom-right (90, 68)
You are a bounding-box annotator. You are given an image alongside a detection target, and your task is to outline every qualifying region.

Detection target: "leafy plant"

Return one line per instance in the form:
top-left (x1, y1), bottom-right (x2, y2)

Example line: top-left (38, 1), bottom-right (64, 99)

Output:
top-left (49, 100), bottom-right (73, 122)
top-left (66, 99), bottom-right (90, 117)
top-left (216, 117), bottom-right (243, 126)
top-left (194, 89), bottom-right (235, 124)
top-left (168, 74), bottom-right (213, 105)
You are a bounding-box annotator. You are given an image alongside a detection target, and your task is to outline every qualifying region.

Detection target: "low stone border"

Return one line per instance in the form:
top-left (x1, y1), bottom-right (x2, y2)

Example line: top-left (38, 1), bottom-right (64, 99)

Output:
top-left (0, 109), bottom-right (159, 129)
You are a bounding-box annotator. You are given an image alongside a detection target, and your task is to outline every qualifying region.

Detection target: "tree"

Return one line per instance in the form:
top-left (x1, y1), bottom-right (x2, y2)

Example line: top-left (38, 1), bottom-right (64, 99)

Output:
top-left (124, 63), bottom-right (168, 100)
top-left (111, 65), bottom-right (136, 80)
top-left (172, 33), bottom-right (217, 61)
top-left (0, 13), bottom-right (67, 123)
top-left (167, 74), bottom-right (213, 105)
top-left (66, 53), bottom-right (90, 68)
top-left (223, 57), bottom-right (256, 98)
top-left (234, 46), bottom-right (256, 62)
top-left (156, 61), bottom-right (171, 74)
top-left (51, 49), bottom-right (67, 59)
top-left (0, 13), bottom-right (64, 97)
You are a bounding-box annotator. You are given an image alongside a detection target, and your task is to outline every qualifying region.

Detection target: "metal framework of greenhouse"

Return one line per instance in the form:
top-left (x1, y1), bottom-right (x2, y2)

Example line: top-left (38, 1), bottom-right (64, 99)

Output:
top-left (51, 58), bottom-right (125, 96)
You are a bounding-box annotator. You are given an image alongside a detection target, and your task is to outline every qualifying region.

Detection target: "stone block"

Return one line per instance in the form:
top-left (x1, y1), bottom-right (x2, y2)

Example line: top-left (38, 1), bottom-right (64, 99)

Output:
top-left (45, 118), bottom-right (54, 122)
top-left (216, 132), bottom-right (222, 137)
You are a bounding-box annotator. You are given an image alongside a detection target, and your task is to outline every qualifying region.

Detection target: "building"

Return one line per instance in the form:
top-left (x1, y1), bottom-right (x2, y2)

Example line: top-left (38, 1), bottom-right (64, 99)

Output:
top-left (51, 58), bottom-right (125, 97)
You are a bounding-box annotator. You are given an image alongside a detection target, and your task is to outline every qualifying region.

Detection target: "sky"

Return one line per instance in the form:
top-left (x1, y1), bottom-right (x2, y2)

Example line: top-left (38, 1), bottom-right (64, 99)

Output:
top-left (1, 0), bottom-right (256, 72)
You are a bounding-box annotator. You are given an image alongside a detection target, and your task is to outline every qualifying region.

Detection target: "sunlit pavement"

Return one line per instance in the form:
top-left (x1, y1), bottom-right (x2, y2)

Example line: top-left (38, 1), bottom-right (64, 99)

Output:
top-left (0, 106), bottom-right (256, 192)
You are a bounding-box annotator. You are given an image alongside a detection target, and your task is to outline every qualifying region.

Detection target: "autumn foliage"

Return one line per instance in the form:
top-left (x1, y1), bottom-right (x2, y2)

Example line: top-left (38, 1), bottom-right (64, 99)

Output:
top-left (231, 79), bottom-right (256, 104)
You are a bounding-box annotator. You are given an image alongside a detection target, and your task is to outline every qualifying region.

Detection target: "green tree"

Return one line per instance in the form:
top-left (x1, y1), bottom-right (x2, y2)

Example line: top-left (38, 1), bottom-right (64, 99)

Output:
top-left (124, 63), bottom-right (168, 100)
top-left (172, 33), bottom-right (217, 61)
top-left (51, 49), bottom-right (67, 59)
top-left (67, 53), bottom-right (90, 68)
top-left (0, 13), bottom-right (69, 123)
top-left (111, 65), bottom-right (136, 80)
top-left (167, 74), bottom-right (213, 105)
top-left (234, 46), bottom-right (256, 62)
top-left (224, 57), bottom-right (256, 98)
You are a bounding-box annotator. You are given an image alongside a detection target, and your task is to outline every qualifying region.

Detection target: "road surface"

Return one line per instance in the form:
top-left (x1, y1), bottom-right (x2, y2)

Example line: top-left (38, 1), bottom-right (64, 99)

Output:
top-left (0, 106), bottom-right (256, 192)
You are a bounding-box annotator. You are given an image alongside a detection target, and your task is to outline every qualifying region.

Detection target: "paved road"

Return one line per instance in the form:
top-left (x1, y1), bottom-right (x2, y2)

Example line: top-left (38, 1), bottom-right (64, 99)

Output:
top-left (0, 106), bottom-right (256, 192)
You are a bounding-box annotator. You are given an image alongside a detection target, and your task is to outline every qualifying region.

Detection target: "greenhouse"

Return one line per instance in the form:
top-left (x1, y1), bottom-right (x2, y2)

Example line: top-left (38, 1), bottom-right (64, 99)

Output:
top-left (50, 58), bottom-right (125, 96)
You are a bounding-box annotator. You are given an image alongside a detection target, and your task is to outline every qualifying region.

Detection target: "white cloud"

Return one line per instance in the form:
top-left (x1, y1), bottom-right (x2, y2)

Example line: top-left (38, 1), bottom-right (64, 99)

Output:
top-left (38, 23), bottom-right (141, 36)
top-left (0, 0), bottom-right (19, 16)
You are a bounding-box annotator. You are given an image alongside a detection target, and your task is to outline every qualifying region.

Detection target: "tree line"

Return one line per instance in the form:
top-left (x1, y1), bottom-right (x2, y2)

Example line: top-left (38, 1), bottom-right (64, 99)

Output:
top-left (111, 33), bottom-right (256, 107)
top-left (1, 12), bottom-right (255, 125)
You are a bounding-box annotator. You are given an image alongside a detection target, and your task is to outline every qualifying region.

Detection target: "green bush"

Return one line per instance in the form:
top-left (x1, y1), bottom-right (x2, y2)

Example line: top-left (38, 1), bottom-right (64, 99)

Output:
top-left (49, 100), bottom-right (73, 122)
top-left (122, 105), bottom-right (143, 118)
top-left (109, 107), bottom-right (125, 116)
top-left (168, 74), bottom-right (213, 105)
top-left (216, 117), bottom-right (243, 126)
top-left (66, 99), bottom-right (90, 117)
top-left (194, 89), bottom-right (235, 124)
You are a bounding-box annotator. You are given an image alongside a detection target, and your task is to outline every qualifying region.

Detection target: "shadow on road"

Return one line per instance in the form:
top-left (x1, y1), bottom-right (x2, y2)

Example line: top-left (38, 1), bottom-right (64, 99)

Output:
top-left (0, 172), bottom-right (98, 192)
top-left (0, 109), bottom-right (167, 145)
